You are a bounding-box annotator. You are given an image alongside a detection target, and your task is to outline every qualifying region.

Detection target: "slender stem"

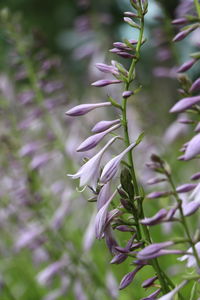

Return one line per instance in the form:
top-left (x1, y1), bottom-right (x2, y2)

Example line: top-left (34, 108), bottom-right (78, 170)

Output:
top-left (194, 0), bottom-right (200, 18)
top-left (167, 174), bottom-right (200, 268)
top-left (121, 3), bottom-right (171, 294)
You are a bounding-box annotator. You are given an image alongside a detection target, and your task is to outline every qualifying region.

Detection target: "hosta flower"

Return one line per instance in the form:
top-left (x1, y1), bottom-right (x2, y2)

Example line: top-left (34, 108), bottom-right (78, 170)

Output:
top-left (158, 280), bottom-right (188, 300)
top-left (68, 136), bottom-right (118, 189)
top-left (91, 79), bottom-right (122, 87)
top-left (170, 96), bottom-right (200, 113)
top-left (65, 102), bottom-right (111, 116)
top-left (178, 242), bottom-right (200, 268)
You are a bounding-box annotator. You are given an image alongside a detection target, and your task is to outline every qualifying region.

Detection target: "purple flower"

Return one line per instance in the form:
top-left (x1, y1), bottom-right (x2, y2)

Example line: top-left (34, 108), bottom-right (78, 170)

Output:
top-left (177, 58), bottom-right (196, 73)
top-left (76, 123), bottom-right (120, 152)
top-left (119, 266), bottom-right (143, 290)
top-left (100, 139), bottom-right (141, 183)
top-left (110, 253), bottom-right (128, 264)
top-left (184, 133), bottom-right (200, 160)
top-left (170, 96), bottom-right (200, 113)
top-left (30, 153), bottom-right (51, 170)
top-left (68, 137), bottom-right (118, 189)
top-left (91, 119), bottom-right (120, 133)
top-left (140, 208), bottom-right (168, 226)
top-left (190, 78), bottom-right (200, 93)
top-left (176, 183), bottom-right (197, 193)
top-left (91, 79), bottom-right (122, 87)
top-left (65, 102), bottom-right (111, 116)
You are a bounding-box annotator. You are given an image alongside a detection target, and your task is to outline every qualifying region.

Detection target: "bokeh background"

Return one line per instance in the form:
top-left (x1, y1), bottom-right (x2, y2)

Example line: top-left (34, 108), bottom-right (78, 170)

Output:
top-left (0, 0), bottom-right (199, 299)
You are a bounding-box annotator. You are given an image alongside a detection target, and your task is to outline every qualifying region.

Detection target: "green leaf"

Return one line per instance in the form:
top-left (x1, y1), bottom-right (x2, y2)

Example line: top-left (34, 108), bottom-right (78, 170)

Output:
top-left (190, 282), bottom-right (198, 300)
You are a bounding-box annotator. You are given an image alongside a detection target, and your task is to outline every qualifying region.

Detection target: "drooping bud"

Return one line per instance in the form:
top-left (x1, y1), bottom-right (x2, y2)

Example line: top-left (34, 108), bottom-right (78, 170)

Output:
top-left (65, 102), bottom-right (111, 116)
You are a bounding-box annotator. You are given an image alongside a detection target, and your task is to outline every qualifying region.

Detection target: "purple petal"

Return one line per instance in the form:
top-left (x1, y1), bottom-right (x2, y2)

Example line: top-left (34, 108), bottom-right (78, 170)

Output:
top-left (65, 102), bottom-right (111, 116)
top-left (184, 133), bottom-right (200, 160)
top-left (170, 96), bottom-right (200, 113)
top-left (110, 253), bottom-right (127, 264)
top-left (122, 91), bottom-right (133, 98)
top-left (147, 191), bottom-right (170, 199)
top-left (141, 289), bottom-right (161, 300)
top-left (137, 241), bottom-right (173, 260)
top-left (97, 182), bottom-right (111, 211)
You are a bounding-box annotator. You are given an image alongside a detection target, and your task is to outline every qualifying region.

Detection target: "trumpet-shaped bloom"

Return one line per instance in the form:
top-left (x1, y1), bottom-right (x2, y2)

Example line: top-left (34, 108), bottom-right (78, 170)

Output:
top-left (68, 137), bottom-right (118, 189)
top-left (100, 141), bottom-right (139, 183)
top-left (65, 102), bottom-right (111, 116)
top-left (178, 242), bottom-right (200, 268)
top-left (158, 280), bottom-right (188, 300)
top-left (76, 123), bottom-right (120, 152)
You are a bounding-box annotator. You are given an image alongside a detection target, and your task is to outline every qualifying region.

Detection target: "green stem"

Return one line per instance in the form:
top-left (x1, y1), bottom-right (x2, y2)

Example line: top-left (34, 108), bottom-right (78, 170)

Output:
top-left (121, 3), bottom-right (171, 294)
top-left (194, 0), bottom-right (200, 18)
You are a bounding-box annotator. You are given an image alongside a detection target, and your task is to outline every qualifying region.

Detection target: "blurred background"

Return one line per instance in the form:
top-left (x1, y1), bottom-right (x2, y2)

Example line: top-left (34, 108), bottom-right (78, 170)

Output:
top-left (0, 0), bottom-right (199, 299)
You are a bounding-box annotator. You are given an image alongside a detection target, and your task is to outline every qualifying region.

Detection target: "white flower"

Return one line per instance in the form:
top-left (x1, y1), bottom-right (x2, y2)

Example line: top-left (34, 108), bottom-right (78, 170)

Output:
top-left (68, 136), bottom-right (118, 189)
top-left (178, 242), bottom-right (200, 268)
top-left (158, 280), bottom-right (188, 300)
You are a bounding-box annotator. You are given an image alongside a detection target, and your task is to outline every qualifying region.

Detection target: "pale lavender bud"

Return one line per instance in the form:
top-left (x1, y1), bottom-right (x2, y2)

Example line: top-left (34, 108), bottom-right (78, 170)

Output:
top-left (123, 17), bottom-right (140, 29)
top-left (147, 191), bottom-right (170, 199)
top-left (178, 118), bottom-right (194, 124)
top-left (91, 79), bottom-right (122, 87)
top-left (122, 91), bottom-right (133, 98)
top-left (95, 63), bottom-right (119, 75)
top-left (172, 18), bottom-right (187, 25)
top-left (189, 78), bottom-right (200, 93)
top-left (191, 172), bottom-right (200, 180)
top-left (166, 206), bottom-right (178, 220)
top-left (176, 183), bottom-right (197, 193)
top-left (182, 201), bottom-right (200, 216)
top-left (170, 96), bottom-right (200, 113)
top-left (66, 102), bottom-right (111, 116)
top-left (177, 58), bottom-right (196, 73)
top-left (138, 249), bottom-right (183, 260)
top-left (124, 12), bottom-right (139, 18)
top-left (119, 266), bottom-right (143, 290)
top-left (19, 141), bottom-right (40, 157)
top-left (113, 42), bottom-right (132, 51)
top-left (137, 241), bottom-right (173, 260)
top-left (147, 177), bottom-right (166, 185)
top-left (68, 136), bottom-right (118, 189)
top-left (92, 119), bottom-right (120, 133)
top-left (30, 153), bottom-right (51, 170)
top-left (173, 26), bottom-right (198, 42)
top-left (158, 280), bottom-right (188, 300)
top-left (142, 276), bottom-right (158, 288)
top-left (184, 133), bottom-right (200, 160)
top-left (141, 289), bottom-right (161, 300)
top-left (110, 253), bottom-right (127, 264)
top-left (117, 51), bottom-right (135, 59)
top-left (140, 208), bottom-right (168, 226)
top-left (195, 122), bottom-right (200, 132)
top-left (76, 123), bottom-right (120, 152)
top-left (109, 48), bottom-right (121, 53)
top-left (100, 141), bottom-right (138, 184)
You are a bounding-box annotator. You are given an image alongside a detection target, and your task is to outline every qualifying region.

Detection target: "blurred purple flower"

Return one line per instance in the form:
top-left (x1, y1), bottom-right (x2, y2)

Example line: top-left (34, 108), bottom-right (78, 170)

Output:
top-left (184, 133), bottom-right (200, 160)
top-left (170, 96), bottom-right (200, 113)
